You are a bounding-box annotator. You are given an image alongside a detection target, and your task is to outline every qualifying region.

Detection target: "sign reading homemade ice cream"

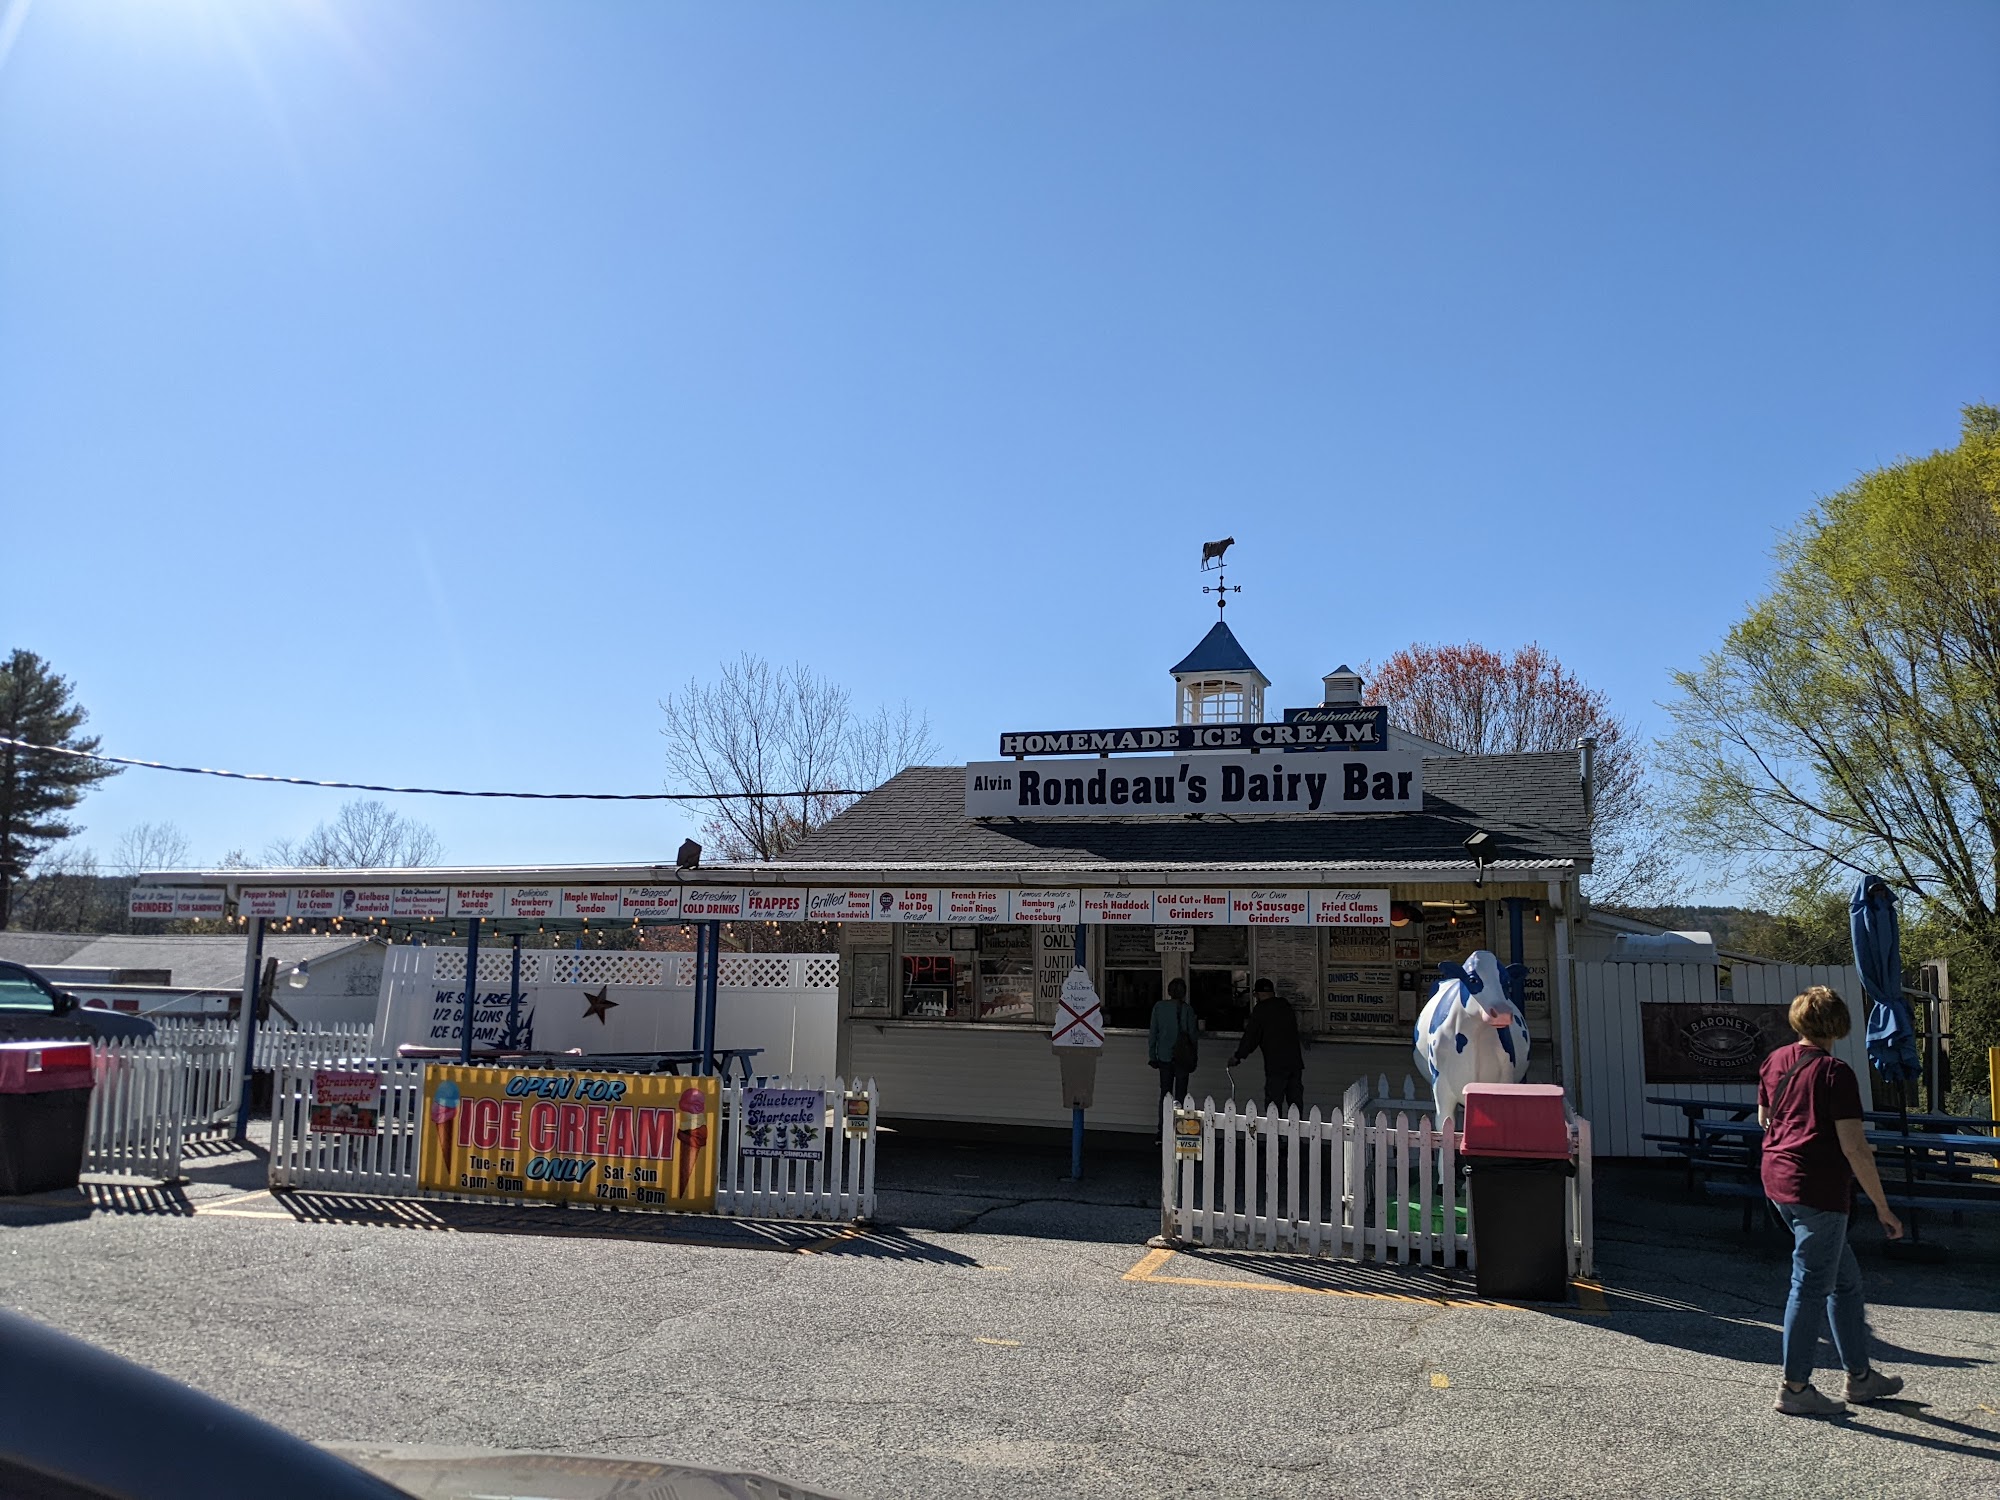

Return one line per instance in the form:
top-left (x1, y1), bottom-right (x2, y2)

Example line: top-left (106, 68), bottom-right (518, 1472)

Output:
top-left (418, 1066), bottom-right (718, 1212)
top-left (964, 750), bottom-right (1422, 818)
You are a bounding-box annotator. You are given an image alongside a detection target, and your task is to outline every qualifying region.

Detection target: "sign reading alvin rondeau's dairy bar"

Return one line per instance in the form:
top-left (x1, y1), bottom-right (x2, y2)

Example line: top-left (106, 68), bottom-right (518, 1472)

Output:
top-left (964, 749), bottom-right (1421, 817)
top-left (999, 707), bottom-right (1386, 757)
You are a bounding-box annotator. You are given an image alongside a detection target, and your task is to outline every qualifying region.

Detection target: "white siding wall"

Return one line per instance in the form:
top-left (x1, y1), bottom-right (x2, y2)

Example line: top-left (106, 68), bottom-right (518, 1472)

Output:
top-left (1576, 961), bottom-right (1872, 1157)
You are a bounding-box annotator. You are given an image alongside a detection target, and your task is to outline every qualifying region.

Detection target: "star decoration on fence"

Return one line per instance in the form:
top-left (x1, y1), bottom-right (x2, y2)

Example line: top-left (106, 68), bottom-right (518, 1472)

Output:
top-left (582, 987), bottom-right (618, 1024)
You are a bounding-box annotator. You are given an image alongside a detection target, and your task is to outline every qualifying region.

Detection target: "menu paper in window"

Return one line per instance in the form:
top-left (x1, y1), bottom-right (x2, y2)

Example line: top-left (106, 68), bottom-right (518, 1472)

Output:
top-left (1151, 889), bottom-right (1231, 924)
top-left (1008, 889), bottom-right (1080, 924)
top-left (944, 889), bottom-right (1004, 922)
top-left (1229, 889), bottom-right (1310, 926)
top-left (1309, 889), bottom-right (1391, 926)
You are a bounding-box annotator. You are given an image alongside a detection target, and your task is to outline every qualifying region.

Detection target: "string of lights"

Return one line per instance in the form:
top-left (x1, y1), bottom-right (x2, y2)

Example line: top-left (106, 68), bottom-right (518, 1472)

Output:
top-left (0, 737), bottom-right (863, 802)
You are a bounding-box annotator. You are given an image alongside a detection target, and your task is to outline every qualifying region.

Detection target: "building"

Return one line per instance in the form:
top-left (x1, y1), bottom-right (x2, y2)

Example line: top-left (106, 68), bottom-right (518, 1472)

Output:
top-left (0, 931), bottom-right (385, 1023)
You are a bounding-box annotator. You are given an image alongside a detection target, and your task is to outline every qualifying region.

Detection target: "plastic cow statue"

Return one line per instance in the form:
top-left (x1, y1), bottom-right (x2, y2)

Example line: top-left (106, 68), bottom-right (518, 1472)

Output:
top-left (1413, 949), bottom-right (1530, 1124)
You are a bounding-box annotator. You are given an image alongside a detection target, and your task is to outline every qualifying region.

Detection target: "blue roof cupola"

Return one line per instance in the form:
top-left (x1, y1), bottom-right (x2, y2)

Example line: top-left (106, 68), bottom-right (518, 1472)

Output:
top-left (1170, 621), bottom-right (1269, 726)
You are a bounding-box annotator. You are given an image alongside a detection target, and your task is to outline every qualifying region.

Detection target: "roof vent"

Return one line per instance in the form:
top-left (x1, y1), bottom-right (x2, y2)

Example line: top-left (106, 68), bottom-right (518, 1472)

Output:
top-left (1321, 665), bottom-right (1363, 706)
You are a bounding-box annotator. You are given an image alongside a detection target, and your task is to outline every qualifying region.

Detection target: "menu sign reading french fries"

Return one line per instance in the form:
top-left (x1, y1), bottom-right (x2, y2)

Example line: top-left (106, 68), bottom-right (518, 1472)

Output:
top-left (417, 1066), bottom-right (718, 1212)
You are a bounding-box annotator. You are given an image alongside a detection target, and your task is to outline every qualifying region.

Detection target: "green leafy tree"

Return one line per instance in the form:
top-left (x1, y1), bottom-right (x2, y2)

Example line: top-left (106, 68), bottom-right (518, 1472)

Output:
top-left (0, 650), bottom-right (120, 929)
top-left (1661, 405), bottom-right (2000, 1091)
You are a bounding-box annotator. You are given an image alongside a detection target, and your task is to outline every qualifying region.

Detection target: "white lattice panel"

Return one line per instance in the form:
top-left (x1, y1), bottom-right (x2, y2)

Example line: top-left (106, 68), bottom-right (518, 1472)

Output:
top-left (549, 951), bottom-right (669, 987)
top-left (719, 955), bottom-right (796, 990)
top-left (434, 952), bottom-right (464, 983)
top-left (802, 956), bottom-right (839, 990)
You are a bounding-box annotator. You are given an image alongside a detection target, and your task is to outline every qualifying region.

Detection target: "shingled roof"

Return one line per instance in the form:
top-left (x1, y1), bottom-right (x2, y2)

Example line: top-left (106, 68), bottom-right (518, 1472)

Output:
top-left (773, 751), bottom-right (1591, 878)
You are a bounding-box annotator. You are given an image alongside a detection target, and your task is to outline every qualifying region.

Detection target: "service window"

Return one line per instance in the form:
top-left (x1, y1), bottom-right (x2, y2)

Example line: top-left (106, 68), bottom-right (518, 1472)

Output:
top-left (1100, 926), bottom-right (1160, 1030)
top-left (900, 926), bottom-right (974, 1019)
top-left (1189, 927), bottom-right (1250, 1031)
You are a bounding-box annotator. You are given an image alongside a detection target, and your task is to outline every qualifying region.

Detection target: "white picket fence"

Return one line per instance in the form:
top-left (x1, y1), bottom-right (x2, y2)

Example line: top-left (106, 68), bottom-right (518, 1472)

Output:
top-left (716, 1077), bottom-right (877, 1222)
top-left (1160, 1075), bottom-right (1593, 1279)
top-left (78, 1025), bottom-right (372, 1182)
top-left (268, 1059), bottom-right (878, 1223)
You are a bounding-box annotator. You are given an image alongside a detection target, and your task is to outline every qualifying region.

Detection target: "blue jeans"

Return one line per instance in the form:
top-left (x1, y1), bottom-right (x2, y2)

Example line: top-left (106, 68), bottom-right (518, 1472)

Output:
top-left (1776, 1201), bottom-right (1872, 1385)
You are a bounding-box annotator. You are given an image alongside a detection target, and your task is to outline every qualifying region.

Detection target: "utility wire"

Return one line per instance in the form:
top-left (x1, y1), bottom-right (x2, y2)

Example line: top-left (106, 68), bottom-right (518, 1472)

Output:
top-left (0, 737), bottom-right (865, 802)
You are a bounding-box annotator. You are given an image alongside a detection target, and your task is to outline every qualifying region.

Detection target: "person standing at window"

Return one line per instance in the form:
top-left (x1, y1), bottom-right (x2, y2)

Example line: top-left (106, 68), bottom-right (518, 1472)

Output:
top-left (1758, 986), bottom-right (1905, 1417)
top-left (1148, 978), bottom-right (1199, 1118)
top-left (1228, 977), bottom-right (1304, 1114)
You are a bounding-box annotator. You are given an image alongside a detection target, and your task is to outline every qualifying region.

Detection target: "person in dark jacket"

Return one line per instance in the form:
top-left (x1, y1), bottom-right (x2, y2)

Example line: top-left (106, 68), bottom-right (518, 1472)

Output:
top-left (1228, 978), bottom-right (1304, 1113)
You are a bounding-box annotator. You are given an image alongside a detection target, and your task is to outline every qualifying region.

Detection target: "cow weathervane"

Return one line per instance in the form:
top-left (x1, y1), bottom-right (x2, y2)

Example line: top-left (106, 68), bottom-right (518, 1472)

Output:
top-left (1200, 537), bottom-right (1240, 616)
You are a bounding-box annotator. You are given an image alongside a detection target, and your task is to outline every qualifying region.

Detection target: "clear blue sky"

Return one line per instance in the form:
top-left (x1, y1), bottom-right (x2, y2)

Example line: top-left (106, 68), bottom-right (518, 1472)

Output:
top-left (4, 1), bottom-right (1996, 881)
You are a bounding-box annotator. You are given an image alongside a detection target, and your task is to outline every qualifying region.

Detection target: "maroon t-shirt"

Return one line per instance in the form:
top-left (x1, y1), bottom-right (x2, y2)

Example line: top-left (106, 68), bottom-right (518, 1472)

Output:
top-left (1758, 1041), bottom-right (1863, 1212)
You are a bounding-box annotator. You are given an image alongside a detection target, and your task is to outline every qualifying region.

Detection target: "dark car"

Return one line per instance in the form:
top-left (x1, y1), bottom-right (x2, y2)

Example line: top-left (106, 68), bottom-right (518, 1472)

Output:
top-left (0, 960), bottom-right (156, 1042)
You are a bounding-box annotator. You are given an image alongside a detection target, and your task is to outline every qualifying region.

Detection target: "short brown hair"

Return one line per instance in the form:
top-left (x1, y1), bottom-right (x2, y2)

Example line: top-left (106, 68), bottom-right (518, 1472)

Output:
top-left (1789, 986), bottom-right (1851, 1043)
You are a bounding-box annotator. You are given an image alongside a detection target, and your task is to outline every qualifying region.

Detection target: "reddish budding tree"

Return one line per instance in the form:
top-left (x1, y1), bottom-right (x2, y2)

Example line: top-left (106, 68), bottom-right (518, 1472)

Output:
top-left (1365, 643), bottom-right (1673, 906)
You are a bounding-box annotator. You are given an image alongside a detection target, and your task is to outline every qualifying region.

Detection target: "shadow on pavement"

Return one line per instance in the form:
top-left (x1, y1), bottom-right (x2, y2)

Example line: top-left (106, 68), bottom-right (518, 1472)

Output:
top-left (1843, 1400), bottom-right (2000, 1462)
top-left (270, 1190), bottom-right (981, 1266)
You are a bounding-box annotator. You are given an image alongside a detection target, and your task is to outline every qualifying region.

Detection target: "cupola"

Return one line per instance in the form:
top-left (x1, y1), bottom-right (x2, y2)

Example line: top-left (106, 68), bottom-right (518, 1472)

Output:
top-left (1169, 621), bottom-right (1269, 725)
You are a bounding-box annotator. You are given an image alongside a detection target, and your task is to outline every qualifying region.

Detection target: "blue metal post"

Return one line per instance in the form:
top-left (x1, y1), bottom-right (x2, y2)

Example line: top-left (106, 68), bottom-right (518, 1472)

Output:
top-left (1506, 898), bottom-right (1525, 968)
top-left (693, 921), bottom-right (720, 1073)
top-left (458, 917), bottom-right (481, 1063)
top-left (231, 916), bottom-right (266, 1138)
top-left (506, 933), bottom-right (522, 1051)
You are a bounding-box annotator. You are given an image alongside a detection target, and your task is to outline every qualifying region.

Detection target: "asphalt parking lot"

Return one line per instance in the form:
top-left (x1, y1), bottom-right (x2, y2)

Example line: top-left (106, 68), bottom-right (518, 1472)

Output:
top-left (3, 1132), bottom-right (1997, 1499)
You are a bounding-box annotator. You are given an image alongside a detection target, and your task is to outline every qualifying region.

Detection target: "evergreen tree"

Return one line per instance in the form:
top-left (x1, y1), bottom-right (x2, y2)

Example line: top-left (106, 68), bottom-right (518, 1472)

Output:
top-left (0, 650), bottom-right (119, 928)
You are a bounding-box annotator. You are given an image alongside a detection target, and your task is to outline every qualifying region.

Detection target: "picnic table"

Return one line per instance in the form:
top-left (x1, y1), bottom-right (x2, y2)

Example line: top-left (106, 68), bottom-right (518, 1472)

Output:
top-left (1644, 1094), bottom-right (2000, 1236)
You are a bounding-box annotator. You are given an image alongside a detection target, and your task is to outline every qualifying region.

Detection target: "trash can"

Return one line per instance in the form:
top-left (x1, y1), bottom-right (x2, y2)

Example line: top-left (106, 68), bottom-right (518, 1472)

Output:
top-left (0, 1041), bottom-right (96, 1195)
top-left (1459, 1082), bottom-right (1573, 1302)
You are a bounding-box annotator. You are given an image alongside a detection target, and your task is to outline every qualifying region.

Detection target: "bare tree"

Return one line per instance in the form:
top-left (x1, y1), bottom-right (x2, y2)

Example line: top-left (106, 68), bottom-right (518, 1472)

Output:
top-left (113, 820), bottom-right (191, 874)
top-left (11, 845), bottom-right (112, 931)
top-left (661, 655), bottom-right (940, 861)
top-left (266, 799), bottom-right (444, 868)
top-left (1366, 642), bottom-right (1681, 907)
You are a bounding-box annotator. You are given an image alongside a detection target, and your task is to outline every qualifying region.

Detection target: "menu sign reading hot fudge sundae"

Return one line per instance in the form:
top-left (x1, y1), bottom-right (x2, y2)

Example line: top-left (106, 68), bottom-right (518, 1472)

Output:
top-left (417, 1066), bottom-right (719, 1212)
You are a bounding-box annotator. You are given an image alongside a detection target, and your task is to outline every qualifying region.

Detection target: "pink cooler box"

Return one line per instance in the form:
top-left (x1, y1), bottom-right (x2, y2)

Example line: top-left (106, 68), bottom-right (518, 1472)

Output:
top-left (1459, 1083), bottom-right (1570, 1159)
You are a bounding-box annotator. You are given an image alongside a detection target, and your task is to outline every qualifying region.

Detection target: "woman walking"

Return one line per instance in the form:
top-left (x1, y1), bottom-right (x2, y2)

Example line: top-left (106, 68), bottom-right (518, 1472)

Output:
top-left (1758, 985), bottom-right (1905, 1417)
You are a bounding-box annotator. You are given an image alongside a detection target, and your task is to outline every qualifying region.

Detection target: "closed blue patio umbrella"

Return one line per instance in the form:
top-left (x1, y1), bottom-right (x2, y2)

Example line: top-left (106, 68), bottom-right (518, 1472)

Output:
top-left (1850, 874), bottom-right (1919, 1084)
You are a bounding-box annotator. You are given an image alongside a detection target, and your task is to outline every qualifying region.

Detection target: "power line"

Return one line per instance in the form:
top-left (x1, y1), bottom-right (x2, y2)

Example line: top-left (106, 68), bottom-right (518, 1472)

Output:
top-left (0, 737), bottom-right (865, 803)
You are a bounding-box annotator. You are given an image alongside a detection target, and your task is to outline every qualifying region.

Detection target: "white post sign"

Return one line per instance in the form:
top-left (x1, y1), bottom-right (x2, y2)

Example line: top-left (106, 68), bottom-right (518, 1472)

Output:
top-left (1051, 967), bottom-right (1105, 1048)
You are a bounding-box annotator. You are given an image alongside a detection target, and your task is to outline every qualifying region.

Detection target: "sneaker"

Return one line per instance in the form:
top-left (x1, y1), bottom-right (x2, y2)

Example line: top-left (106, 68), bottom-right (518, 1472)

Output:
top-left (1845, 1368), bottom-right (1904, 1404)
top-left (1775, 1383), bottom-right (1847, 1418)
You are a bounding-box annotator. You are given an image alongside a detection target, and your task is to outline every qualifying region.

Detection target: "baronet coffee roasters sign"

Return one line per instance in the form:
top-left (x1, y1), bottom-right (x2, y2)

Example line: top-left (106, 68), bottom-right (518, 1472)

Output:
top-left (963, 750), bottom-right (1422, 818)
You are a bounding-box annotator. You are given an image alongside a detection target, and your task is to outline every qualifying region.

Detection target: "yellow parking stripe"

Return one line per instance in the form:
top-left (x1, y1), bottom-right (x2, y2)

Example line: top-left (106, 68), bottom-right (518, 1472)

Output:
top-left (1124, 1248), bottom-right (1608, 1314)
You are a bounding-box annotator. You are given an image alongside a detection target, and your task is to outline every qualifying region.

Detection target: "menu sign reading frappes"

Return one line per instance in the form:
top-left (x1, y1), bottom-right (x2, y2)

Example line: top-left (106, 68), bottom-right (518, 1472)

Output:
top-left (417, 1066), bottom-right (719, 1212)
